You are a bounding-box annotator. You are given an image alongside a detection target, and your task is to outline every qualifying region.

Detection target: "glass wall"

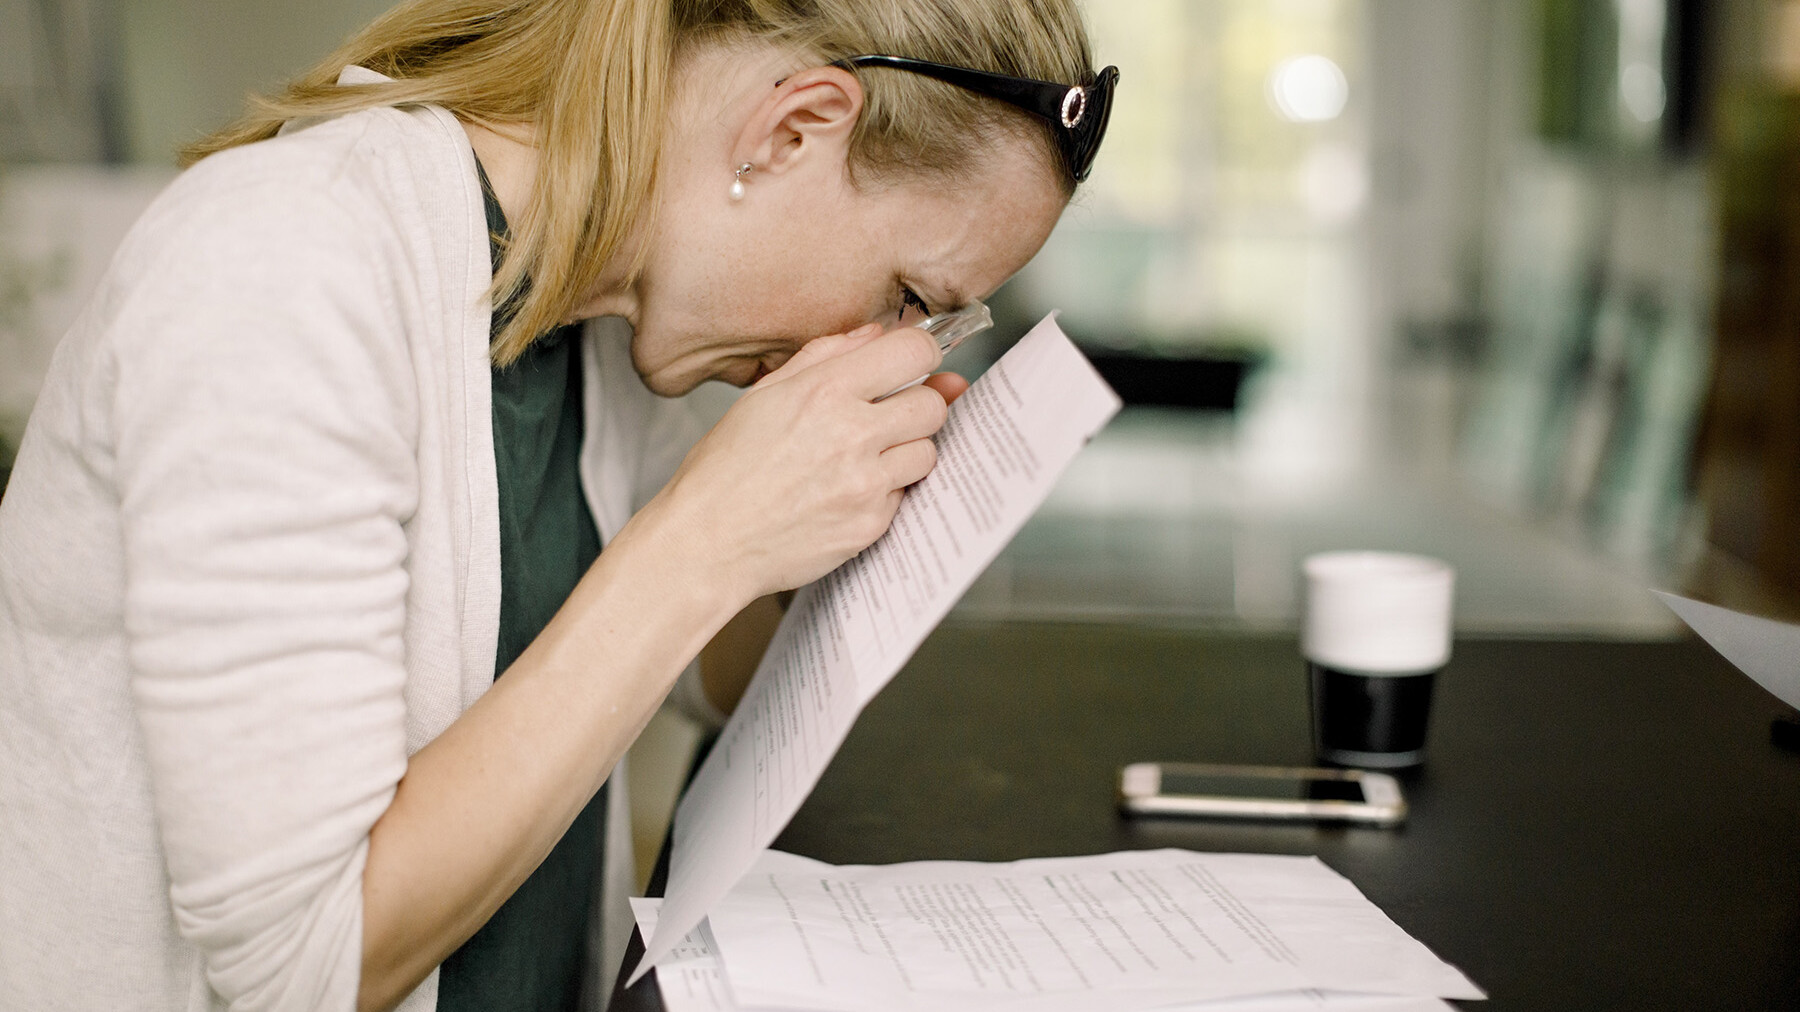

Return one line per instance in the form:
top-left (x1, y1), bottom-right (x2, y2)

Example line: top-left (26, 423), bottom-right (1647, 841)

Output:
top-left (992, 0), bottom-right (1375, 482)
top-left (1, 0), bottom-right (1775, 622)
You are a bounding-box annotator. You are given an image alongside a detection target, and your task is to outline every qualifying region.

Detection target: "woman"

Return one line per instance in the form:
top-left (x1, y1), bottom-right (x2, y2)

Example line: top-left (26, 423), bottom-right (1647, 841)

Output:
top-left (0, 0), bottom-right (1111, 1010)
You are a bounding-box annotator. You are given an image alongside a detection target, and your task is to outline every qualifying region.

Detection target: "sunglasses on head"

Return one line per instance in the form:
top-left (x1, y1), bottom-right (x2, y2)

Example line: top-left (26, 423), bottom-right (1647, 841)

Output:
top-left (830, 55), bottom-right (1120, 183)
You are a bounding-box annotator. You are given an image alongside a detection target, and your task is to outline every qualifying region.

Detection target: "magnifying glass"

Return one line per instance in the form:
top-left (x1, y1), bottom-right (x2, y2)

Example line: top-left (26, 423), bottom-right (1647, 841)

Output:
top-left (876, 299), bottom-right (992, 401)
top-left (917, 299), bottom-right (992, 356)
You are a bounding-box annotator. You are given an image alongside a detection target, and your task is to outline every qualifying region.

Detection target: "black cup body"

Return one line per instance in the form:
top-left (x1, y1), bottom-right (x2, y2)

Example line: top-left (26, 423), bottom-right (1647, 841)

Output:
top-left (1308, 663), bottom-right (1438, 768)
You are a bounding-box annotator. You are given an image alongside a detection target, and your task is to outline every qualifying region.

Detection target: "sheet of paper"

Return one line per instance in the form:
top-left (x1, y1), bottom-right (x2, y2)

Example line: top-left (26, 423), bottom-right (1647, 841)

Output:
top-left (633, 316), bottom-right (1122, 981)
top-left (1655, 592), bottom-right (1800, 710)
top-left (629, 897), bottom-right (1456, 1012)
top-left (706, 850), bottom-right (1483, 1012)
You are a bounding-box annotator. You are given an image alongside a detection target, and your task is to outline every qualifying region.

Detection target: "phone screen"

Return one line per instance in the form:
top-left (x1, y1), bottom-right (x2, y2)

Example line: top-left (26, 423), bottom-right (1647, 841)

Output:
top-left (1159, 771), bottom-right (1367, 803)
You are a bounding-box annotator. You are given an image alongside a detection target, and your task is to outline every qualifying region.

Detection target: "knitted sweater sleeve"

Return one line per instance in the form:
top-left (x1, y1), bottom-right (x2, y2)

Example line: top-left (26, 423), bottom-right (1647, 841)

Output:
top-left (105, 152), bottom-right (418, 1011)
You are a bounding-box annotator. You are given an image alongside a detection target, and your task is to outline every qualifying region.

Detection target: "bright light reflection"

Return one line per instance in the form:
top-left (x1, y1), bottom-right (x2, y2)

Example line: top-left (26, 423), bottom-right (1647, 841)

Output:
top-left (1268, 55), bottom-right (1349, 123)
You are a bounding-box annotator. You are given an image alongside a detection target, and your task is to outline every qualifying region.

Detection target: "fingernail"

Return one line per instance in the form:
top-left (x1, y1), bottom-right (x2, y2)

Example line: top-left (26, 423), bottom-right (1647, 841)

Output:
top-left (851, 322), bottom-right (883, 338)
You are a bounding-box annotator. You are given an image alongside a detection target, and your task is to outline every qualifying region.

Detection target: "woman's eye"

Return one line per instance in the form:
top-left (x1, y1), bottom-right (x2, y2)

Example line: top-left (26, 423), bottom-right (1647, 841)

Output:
top-left (898, 286), bottom-right (931, 322)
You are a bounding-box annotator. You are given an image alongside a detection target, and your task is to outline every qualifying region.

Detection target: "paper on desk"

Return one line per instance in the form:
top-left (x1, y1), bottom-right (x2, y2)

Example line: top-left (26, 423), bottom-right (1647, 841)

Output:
top-left (631, 315), bottom-right (1122, 982)
top-left (628, 896), bottom-right (1456, 1012)
top-left (1655, 592), bottom-right (1800, 710)
top-left (709, 850), bottom-right (1481, 1012)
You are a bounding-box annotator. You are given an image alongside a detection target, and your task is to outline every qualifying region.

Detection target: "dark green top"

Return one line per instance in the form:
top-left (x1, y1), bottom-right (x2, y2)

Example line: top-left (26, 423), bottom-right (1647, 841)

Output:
top-left (435, 163), bottom-right (606, 1012)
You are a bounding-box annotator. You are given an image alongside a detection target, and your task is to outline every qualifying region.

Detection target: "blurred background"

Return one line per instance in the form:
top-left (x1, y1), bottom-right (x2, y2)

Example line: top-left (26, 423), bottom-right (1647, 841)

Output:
top-left (5, 0), bottom-right (1800, 877)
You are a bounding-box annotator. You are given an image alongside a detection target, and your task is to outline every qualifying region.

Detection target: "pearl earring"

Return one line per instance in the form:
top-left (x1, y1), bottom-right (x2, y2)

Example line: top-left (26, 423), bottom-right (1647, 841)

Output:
top-left (729, 163), bottom-right (752, 201)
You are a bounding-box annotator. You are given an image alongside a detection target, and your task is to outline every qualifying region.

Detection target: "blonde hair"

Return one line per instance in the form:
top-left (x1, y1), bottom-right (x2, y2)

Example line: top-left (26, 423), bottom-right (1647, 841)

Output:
top-left (184, 0), bottom-right (1093, 364)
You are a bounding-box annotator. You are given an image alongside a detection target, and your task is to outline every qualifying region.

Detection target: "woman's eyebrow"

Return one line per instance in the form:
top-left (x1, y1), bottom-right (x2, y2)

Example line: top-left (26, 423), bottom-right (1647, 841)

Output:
top-left (928, 282), bottom-right (970, 314)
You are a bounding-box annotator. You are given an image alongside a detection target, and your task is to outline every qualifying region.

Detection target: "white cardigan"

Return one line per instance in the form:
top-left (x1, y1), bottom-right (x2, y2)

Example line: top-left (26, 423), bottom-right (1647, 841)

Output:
top-left (0, 76), bottom-right (711, 1012)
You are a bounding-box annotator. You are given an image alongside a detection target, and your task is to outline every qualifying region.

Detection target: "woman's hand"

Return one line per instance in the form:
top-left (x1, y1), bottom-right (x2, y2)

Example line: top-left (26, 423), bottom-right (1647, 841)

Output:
top-left (627, 322), bottom-right (956, 608)
top-left (920, 370), bottom-right (970, 405)
top-left (358, 323), bottom-right (961, 1009)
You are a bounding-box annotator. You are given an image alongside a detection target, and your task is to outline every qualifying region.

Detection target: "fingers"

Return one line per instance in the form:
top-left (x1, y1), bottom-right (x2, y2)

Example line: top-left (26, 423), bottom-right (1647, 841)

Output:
top-left (879, 437), bottom-right (938, 490)
top-left (652, 323), bottom-right (953, 599)
top-left (757, 325), bottom-right (944, 404)
top-left (869, 382), bottom-right (949, 448)
top-left (816, 327), bottom-right (944, 402)
top-left (754, 322), bottom-right (884, 388)
top-left (921, 371), bottom-right (969, 405)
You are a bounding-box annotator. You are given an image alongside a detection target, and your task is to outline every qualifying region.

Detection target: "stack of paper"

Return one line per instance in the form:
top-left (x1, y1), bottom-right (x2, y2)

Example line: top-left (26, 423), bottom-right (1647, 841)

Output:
top-left (629, 318), bottom-right (1484, 1009)
top-left (634, 315), bottom-right (1124, 980)
top-left (631, 848), bottom-right (1481, 1012)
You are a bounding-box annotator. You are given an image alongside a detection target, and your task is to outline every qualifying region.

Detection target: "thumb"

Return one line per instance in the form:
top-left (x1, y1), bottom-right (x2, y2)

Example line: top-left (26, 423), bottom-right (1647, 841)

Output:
top-left (754, 322), bottom-right (885, 389)
top-left (921, 371), bottom-right (970, 405)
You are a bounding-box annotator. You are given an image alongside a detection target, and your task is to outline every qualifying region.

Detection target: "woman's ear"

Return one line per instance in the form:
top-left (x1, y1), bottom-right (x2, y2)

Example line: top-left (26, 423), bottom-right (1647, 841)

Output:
top-left (732, 65), bottom-right (864, 178)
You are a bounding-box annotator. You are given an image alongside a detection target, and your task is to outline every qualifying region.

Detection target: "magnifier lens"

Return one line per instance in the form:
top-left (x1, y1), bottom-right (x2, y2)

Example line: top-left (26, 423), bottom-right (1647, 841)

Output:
top-left (916, 301), bottom-right (993, 355)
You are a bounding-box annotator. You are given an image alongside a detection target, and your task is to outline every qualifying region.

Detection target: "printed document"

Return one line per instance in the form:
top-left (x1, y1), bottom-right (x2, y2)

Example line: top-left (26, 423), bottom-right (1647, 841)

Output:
top-left (705, 849), bottom-right (1482, 1012)
top-left (630, 881), bottom-right (1458, 1012)
top-left (633, 316), bottom-right (1122, 980)
top-left (1656, 592), bottom-right (1800, 709)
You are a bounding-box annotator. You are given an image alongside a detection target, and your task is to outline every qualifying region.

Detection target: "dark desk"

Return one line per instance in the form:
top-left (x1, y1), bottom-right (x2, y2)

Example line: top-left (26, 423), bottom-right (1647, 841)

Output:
top-left (612, 622), bottom-right (1800, 1011)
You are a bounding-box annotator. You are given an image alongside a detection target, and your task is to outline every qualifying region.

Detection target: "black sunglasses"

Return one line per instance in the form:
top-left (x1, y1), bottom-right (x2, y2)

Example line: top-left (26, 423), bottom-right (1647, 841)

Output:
top-left (830, 55), bottom-right (1119, 183)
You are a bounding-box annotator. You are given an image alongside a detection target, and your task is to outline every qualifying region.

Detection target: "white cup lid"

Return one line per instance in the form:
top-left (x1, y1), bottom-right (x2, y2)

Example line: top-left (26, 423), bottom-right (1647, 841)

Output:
top-left (1302, 551), bottom-right (1454, 673)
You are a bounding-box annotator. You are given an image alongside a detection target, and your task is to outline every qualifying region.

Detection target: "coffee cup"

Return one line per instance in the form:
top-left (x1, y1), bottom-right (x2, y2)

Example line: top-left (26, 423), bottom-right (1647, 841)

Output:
top-left (1302, 551), bottom-right (1455, 768)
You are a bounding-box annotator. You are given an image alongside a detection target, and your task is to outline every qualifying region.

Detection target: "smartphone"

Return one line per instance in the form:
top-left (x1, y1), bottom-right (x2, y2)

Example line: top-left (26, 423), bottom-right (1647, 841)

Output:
top-left (1118, 762), bottom-right (1407, 826)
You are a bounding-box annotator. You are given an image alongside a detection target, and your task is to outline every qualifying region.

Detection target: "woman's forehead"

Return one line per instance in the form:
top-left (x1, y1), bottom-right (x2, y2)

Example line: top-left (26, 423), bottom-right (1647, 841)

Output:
top-left (880, 154), bottom-right (1066, 299)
